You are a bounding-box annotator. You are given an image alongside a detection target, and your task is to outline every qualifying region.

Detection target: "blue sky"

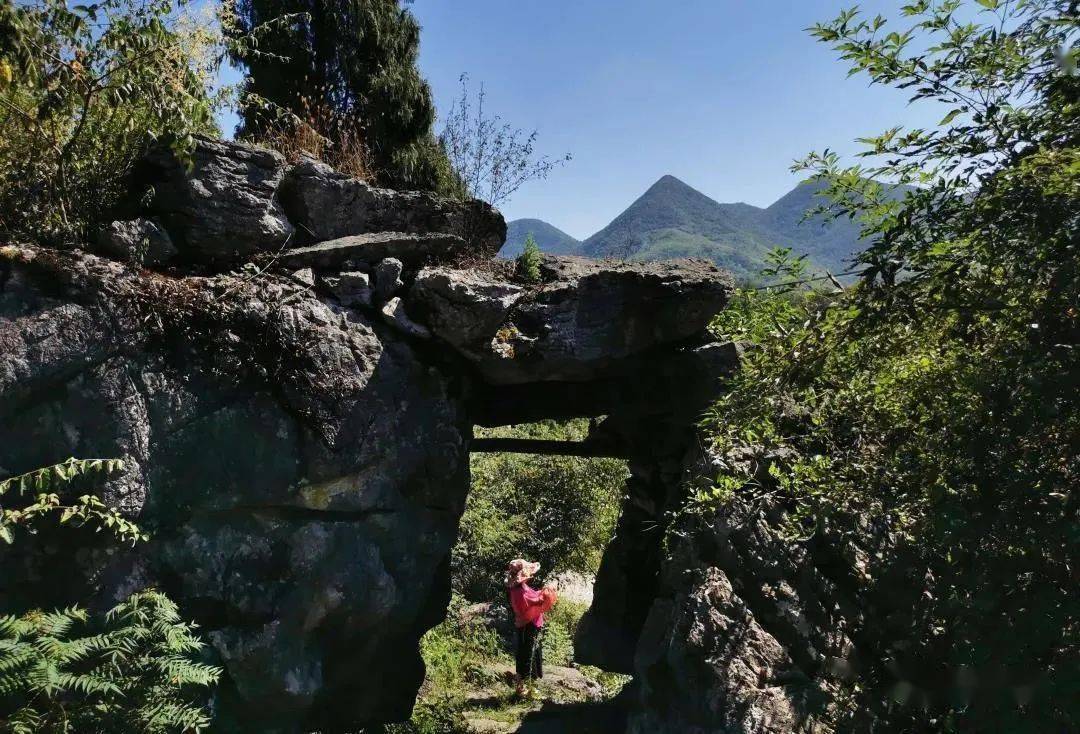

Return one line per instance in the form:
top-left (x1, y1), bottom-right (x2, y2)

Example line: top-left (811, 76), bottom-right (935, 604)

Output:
top-left (409, 0), bottom-right (941, 239)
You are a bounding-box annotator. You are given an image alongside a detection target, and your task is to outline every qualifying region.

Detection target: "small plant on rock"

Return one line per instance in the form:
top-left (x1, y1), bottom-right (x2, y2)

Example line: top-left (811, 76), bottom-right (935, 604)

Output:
top-left (515, 234), bottom-right (542, 284)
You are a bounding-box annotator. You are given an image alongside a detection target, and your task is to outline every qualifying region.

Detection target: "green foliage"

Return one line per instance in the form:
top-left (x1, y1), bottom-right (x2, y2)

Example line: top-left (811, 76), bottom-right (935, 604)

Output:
top-left (539, 600), bottom-right (588, 667)
top-left (381, 700), bottom-right (472, 734)
top-left (514, 233), bottom-right (542, 284)
top-left (697, 1), bottom-right (1079, 729)
top-left (455, 420), bottom-right (627, 601)
top-left (0, 458), bottom-right (145, 546)
top-left (419, 599), bottom-right (506, 695)
top-left (232, 0), bottom-right (456, 192)
top-left (0, 0), bottom-right (230, 241)
top-left (0, 591), bottom-right (221, 734)
top-left (0, 460), bottom-right (219, 731)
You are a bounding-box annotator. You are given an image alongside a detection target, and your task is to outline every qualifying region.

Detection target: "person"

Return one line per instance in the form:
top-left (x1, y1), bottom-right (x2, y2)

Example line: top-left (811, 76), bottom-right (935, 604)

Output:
top-left (506, 558), bottom-right (557, 698)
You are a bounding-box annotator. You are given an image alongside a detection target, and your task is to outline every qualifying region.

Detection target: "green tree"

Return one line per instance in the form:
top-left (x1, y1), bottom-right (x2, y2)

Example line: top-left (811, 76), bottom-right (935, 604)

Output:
top-left (232, 0), bottom-right (455, 192)
top-left (514, 233), bottom-right (542, 284)
top-left (699, 0), bottom-right (1078, 729)
top-left (0, 0), bottom-right (229, 242)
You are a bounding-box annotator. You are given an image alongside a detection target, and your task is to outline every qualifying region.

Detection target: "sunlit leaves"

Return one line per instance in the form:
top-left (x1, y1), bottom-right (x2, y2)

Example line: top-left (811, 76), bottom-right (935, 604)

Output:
top-left (0, 591), bottom-right (221, 733)
top-left (0, 458), bottom-right (147, 546)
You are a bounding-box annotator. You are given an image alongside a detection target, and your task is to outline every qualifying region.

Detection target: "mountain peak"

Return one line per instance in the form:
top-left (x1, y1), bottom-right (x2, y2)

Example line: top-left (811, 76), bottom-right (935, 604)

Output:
top-left (648, 174), bottom-right (694, 191)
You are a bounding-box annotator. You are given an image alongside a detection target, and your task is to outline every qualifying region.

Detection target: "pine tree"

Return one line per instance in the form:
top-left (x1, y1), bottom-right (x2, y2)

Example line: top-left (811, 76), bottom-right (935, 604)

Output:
top-left (232, 0), bottom-right (455, 192)
top-left (515, 233), bottom-right (541, 284)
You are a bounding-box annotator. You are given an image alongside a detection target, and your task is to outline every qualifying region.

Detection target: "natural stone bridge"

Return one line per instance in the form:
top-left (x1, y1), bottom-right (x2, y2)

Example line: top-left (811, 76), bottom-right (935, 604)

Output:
top-left (0, 138), bottom-right (744, 731)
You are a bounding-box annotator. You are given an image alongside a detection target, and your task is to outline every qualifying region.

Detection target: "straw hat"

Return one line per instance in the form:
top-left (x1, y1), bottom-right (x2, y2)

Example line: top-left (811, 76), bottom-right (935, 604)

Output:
top-left (506, 558), bottom-right (540, 586)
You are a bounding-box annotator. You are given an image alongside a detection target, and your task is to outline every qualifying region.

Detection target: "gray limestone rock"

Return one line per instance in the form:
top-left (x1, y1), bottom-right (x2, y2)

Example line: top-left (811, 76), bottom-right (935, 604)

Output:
top-left (374, 258), bottom-right (404, 302)
top-left (133, 136), bottom-right (294, 262)
top-left (97, 218), bottom-right (178, 266)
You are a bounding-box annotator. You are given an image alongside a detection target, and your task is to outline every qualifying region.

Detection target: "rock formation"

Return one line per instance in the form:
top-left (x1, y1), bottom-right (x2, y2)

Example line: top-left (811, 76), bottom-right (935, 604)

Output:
top-left (0, 137), bottom-right (741, 731)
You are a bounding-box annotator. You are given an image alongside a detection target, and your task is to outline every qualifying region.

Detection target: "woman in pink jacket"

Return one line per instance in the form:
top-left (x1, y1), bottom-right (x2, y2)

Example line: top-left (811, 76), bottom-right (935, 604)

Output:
top-left (506, 558), bottom-right (557, 697)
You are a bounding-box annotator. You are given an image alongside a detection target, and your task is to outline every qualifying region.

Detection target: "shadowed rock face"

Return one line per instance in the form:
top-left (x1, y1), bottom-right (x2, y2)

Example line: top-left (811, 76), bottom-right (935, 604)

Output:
top-left (0, 138), bottom-right (743, 731)
top-left (0, 246), bottom-right (470, 731)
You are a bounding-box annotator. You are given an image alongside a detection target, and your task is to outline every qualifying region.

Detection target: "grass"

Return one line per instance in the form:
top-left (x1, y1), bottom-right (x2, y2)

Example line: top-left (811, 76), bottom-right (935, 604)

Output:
top-left (385, 596), bottom-right (630, 733)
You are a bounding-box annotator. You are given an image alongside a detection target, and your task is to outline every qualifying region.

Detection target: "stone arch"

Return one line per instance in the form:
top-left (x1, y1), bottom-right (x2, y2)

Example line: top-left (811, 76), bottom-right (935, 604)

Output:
top-left (0, 138), bottom-right (738, 731)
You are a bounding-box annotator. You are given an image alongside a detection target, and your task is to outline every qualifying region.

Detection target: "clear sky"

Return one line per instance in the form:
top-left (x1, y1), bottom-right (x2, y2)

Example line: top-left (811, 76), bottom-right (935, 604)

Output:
top-left (409, 0), bottom-right (941, 239)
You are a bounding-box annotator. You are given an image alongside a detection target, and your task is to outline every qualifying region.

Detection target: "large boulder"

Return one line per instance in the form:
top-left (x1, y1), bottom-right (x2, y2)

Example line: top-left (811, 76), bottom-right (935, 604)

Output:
top-left (280, 158), bottom-right (506, 256)
top-left (124, 140), bottom-right (505, 267)
top-left (409, 255), bottom-right (734, 384)
top-left (133, 136), bottom-right (294, 262)
top-left (0, 245), bottom-right (470, 732)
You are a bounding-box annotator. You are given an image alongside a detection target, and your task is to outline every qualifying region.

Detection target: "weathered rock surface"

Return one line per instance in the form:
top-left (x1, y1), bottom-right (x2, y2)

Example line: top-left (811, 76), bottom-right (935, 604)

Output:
top-left (280, 158), bottom-right (506, 254)
top-left (374, 257), bottom-right (405, 302)
top-left (280, 231), bottom-right (471, 269)
top-left (125, 138), bottom-right (504, 267)
top-left (134, 136), bottom-right (294, 261)
top-left (591, 440), bottom-right (863, 734)
top-left (96, 218), bottom-right (177, 266)
top-left (0, 245), bottom-right (469, 732)
top-left (410, 266), bottom-right (524, 353)
top-left (411, 255), bottom-right (734, 384)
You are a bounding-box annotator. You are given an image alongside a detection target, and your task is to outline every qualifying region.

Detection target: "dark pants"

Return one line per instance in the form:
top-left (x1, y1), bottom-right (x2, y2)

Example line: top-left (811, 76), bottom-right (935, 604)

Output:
top-left (515, 624), bottom-right (544, 680)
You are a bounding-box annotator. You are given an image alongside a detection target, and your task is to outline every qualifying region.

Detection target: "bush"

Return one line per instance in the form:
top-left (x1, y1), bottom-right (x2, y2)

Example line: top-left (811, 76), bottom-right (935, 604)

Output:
top-left (455, 420), bottom-right (627, 602)
top-left (540, 600), bottom-right (588, 667)
top-left (696, 2), bottom-right (1079, 729)
top-left (0, 459), bottom-right (220, 732)
top-left (0, 0), bottom-right (233, 242)
top-left (0, 591), bottom-right (221, 734)
top-left (514, 234), bottom-right (542, 284)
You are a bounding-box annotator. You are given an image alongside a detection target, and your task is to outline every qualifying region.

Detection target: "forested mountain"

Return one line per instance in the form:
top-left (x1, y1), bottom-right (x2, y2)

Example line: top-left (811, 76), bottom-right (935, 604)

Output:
top-left (577, 175), bottom-right (880, 280)
top-left (505, 176), bottom-right (890, 280)
top-left (500, 218), bottom-right (582, 257)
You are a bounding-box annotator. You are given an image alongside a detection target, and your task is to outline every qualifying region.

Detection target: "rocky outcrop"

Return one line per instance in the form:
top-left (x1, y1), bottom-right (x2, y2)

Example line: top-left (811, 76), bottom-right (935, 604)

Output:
top-left (280, 157), bottom-right (506, 254)
top-left (1, 137), bottom-right (742, 732)
top-left (0, 245), bottom-right (470, 731)
top-left (411, 256), bottom-right (733, 384)
top-left (133, 137), bottom-right (295, 261)
top-left (122, 137), bottom-right (504, 266)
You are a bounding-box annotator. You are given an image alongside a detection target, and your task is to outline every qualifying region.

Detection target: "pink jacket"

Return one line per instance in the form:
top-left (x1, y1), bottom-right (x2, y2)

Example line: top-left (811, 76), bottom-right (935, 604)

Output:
top-left (508, 582), bottom-right (556, 628)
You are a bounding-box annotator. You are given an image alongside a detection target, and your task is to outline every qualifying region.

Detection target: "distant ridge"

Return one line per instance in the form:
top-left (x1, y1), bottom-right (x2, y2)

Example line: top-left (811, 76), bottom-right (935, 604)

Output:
top-left (500, 218), bottom-right (582, 258)
top-left (509, 175), bottom-right (901, 281)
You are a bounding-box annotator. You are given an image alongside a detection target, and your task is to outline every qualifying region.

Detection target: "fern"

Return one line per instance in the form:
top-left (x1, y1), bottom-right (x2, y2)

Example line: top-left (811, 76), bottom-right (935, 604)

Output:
top-left (0, 591), bottom-right (221, 733)
top-left (0, 459), bottom-right (220, 731)
top-left (0, 458), bottom-right (145, 545)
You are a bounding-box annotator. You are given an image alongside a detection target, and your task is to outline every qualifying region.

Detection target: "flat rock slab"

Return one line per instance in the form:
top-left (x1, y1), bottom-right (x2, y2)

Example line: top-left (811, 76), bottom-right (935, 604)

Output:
top-left (279, 231), bottom-right (469, 269)
top-left (410, 254), bottom-right (735, 385)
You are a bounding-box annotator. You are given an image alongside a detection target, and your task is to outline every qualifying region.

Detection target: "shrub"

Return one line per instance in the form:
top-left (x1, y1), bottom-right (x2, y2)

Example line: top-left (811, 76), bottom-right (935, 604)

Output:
top-left (540, 600), bottom-right (588, 667)
top-left (439, 74), bottom-right (570, 207)
top-left (0, 458), bottom-right (220, 732)
top-left (514, 234), bottom-right (542, 284)
top-left (0, 0), bottom-right (235, 242)
top-left (696, 1), bottom-right (1079, 728)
